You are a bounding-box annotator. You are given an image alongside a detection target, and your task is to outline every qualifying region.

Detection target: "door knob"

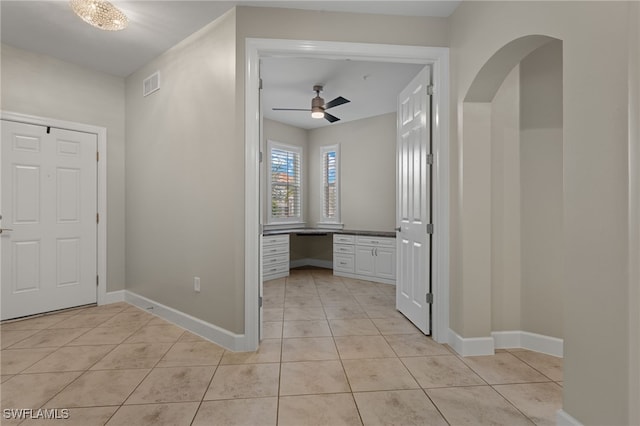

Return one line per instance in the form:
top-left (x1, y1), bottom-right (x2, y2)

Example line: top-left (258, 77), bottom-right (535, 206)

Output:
top-left (0, 228), bottom-right (14, 234)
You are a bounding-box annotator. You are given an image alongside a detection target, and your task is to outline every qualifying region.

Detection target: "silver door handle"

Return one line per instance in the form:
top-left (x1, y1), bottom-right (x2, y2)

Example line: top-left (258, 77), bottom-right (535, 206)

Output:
top-left (395, 227), bottom-right (401, 232)
top-left (0, 228), bottom-right (14, 234)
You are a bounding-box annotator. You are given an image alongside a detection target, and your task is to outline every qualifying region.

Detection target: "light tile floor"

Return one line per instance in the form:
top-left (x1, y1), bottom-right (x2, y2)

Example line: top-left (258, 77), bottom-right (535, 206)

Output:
top-left (0, 268), bottom-right (563, 425)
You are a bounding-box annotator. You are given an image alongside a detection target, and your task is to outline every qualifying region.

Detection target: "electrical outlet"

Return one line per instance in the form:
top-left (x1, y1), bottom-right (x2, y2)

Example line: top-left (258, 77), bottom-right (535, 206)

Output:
top-left (194, 277), bottom-right (201, 292)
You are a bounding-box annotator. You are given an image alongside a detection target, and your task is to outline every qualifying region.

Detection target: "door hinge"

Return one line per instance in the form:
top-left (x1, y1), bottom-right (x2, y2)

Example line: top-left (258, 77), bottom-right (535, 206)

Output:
top-left (96, 275), bottom-right (99, 287)
top-left (259, 151), bottom-right (263, 163)
top-left (96, 151), bottom-right (99, 162)
top-left (97, 213), bottom-right (100, 224)
top-left (427, 85), bottom-right (434, 96)
top-left (259, 223), bottom-right (264, 234)
top-left (426, 293), bottom-right (433, 304)
top-left (427, 154), bottom-right (433, 165)
top-left (426, 223), bottom-right (434, 234)
top-left (259, 78), bottom-right (263, 90)
top-left (258, 296), bottom-right (263, 308)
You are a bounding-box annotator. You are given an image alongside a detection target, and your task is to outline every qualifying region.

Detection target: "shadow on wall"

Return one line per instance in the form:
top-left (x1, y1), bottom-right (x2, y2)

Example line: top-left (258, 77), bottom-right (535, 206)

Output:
top-left (462, 35), bottom-right (564, 342)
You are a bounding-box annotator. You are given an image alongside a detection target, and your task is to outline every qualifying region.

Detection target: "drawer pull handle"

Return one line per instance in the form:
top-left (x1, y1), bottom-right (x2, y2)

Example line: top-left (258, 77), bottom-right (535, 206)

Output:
top-left (270, 268), bottom-right (278, 272)
top-left (271, 259), bottom-right (278, 262)
top-left (339, 262), bottom-right (346, 265)
top-left (270, 249), bottom-right (278, 252)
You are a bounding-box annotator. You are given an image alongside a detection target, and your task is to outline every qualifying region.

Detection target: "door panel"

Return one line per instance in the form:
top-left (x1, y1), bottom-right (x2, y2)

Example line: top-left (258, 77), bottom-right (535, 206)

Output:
top-left (1, 121), bottom-right (98, 320)
top-left (355, 246), bottom-right (375, 277)
top-left (396, 66), bottom-right (432, 334)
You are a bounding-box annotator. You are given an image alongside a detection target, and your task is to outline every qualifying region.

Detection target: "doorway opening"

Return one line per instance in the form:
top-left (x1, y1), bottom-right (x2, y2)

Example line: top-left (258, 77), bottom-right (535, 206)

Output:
top-left (244, 39), bottom-right (450, 351)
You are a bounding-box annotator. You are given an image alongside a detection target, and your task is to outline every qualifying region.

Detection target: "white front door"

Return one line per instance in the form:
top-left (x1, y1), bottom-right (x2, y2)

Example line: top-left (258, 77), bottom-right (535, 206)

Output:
top-left (1, 120), bottom-right (98, 320)
top-left (396, 66), bottom-right (432, 334)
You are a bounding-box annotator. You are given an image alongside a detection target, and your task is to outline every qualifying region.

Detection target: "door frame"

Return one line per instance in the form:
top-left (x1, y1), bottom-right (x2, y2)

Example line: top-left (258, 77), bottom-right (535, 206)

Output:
top-left (244, 39), bottom-right (450, 351)
top-left (0, 111), bottom-right (108, 308)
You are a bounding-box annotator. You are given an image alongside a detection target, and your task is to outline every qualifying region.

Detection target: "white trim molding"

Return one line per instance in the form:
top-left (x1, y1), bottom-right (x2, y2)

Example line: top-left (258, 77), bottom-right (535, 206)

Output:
top-left (449, 329), bottom-right (495, 356)
top-left (245, 39), bottom-right (450, 351)
top-left (0, 111), bottom-right (109, 308)
top-left (124, 291), bottom-right (244, 352)
top-left (492, 330), bottom-right (564, 357)
top-left (557, 409), bottom-right (583, 426)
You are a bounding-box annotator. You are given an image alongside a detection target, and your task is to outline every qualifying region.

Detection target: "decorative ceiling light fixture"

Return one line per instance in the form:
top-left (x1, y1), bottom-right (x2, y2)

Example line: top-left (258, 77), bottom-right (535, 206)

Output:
top-left (69, 0), bottom-right (128, 31)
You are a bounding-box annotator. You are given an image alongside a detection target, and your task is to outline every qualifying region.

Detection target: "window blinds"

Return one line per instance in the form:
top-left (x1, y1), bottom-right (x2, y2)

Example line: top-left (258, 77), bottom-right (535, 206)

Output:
top-left (323, 150), bottom-right (337, 220)
top-left (271, 147), bottom-right (301, 219)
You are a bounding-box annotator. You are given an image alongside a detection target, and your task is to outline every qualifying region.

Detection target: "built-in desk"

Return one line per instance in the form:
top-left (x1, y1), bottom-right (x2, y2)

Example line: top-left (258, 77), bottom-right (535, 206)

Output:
top-left (262, 228), bottom-right (396, 284)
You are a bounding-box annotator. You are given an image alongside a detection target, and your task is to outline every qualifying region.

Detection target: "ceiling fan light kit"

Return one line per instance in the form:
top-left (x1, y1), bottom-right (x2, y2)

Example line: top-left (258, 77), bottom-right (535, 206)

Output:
top-left (273, 85), bottom-right (351, 123)
top-left (69, 0), bottom-right (128, 31)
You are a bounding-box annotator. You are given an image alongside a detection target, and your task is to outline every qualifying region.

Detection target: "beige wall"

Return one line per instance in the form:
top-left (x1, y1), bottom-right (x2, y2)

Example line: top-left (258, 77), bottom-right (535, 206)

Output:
top-left (450, 2), bottom-right (634, 424)
top-left (629, 3), bottom-right (640, 424)
top-left (308, 113), bottom-right (397, 232)
top-left (490, 65), bottom-right (521, 332)
top-left (124, 11), bottom-right (243, 333)
top-left (460, 101), bottom-right (493, 337)
top-left (264, 114), bottom-right (396, 261)
top-left (290, 234), bottom-right (333, 262)
top-left (0, 44), bottom-right (126, 292)
top-left (519, 41), bottom-right (563, 338)
top-left (236, 7), bottom-right (448, 48)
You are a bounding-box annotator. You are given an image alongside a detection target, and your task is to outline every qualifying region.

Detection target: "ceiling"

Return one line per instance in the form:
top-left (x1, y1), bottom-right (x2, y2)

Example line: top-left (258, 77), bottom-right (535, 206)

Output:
top-left (262, 57), bottom-right (424, 129)
top-left (0, 0), bottom-right (460, 128)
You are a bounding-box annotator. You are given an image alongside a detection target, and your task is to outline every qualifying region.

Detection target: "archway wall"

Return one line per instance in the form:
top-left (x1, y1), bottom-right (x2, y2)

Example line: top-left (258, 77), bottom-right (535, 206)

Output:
top-left (519, 41), bottom-right (564, 338)
top-left (450, 2), bottom-right (633, 425)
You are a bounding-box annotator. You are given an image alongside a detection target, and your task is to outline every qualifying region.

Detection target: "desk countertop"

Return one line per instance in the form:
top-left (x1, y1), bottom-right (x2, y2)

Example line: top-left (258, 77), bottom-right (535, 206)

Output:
top-left (263, 228), bottom-right (396, 238)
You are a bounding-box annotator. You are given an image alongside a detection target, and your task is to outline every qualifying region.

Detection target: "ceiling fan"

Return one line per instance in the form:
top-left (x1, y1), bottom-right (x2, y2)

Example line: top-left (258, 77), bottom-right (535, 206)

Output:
top-left (273, 85), bottom-right (350, 123)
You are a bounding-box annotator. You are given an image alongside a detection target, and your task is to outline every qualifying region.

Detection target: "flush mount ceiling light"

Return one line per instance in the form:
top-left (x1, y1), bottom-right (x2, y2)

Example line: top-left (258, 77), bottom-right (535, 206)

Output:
top-left (70, 0), bottom-right (128, 31)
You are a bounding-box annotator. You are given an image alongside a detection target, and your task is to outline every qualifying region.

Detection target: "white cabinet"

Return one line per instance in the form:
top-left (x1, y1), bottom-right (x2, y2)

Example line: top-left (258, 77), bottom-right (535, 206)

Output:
top-left (263, 234), bottom-right (289, 280)
top-left (333, 234), bottom-right (396, 285)
top-left (333, 234), bottom-right (355, 274)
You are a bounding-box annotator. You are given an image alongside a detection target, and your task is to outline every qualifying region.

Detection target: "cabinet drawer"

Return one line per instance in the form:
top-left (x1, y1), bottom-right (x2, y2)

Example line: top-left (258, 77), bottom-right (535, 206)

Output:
top-left (333, 234), bottom-right (355, 244)
top-left (263, 235), bottom-right (289, 246)
top-left (263, 253), bottom-right (289, 265)
top-left (263, 262), bottom-right (289, 277)
top-left (263, 243), bottom-right (288, 256)
top-left (333, 243), bottom-right (355, 254)
top-left (334, 254), bottom-right (355, 272)
top-left (356, 236), bottom-right (395, 247)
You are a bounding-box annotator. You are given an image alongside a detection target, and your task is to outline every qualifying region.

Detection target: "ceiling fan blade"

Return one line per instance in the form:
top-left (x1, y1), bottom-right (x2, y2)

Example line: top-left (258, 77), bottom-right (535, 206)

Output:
top-left (324, 112), bottom-right (341, 123)
top-left (272, 108), bottom-right (311, 111)
top-left (324, 96), bottom-right (350, 110)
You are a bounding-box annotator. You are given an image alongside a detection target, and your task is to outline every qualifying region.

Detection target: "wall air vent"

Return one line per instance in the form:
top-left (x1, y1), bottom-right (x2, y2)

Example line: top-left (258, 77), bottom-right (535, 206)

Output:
top-left (143, 71), bottom-right (160, 97)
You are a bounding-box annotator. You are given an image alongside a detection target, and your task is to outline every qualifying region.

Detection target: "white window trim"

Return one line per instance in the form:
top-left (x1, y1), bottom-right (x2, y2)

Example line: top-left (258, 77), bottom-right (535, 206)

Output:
top-left (318, 144), bottom-right (343, 229)
top-left (266, 140), bottom-right (304, 226)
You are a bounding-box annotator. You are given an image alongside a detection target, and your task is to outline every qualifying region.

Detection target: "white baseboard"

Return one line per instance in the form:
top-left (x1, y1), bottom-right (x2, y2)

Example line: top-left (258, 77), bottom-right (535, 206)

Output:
top-left (103, 290), bottom-right (125, 304)
top-left (448, 329), bottom-right (495, 356)
top-left (556, 409), bottom-right (583, 426)
top-left (123, 290), bottom-right (246, 352)
top-left (492, 330), bottom-right (564, 357)
top-left (289, 258), bottom-right (333, 269)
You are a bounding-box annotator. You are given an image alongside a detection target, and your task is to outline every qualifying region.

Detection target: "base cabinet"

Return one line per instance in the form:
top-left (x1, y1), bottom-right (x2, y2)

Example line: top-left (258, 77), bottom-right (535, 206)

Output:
top-left (334, 234), bottom-right (396, 285)
top-left (263, 234), bottom-right (289, 280)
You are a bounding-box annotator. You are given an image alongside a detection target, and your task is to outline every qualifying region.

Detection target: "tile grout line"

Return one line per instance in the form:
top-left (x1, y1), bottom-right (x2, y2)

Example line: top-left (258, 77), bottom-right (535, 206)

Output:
top-left (15, 305), bottom-right (135, 413)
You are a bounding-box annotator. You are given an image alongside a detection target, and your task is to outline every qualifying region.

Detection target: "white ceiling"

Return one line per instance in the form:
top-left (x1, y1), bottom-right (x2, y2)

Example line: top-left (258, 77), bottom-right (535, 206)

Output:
top-left (0, 0), bottom-right (460, 128)
top-left (262, 57), bottom-right (424, 129)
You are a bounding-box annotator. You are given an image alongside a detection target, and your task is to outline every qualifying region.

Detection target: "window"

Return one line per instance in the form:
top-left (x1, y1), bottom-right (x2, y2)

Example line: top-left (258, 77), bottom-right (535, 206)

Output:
top-left (320, 144), bottom-right (341, 226)
top-left (268, 140), bottom-right (303, 224)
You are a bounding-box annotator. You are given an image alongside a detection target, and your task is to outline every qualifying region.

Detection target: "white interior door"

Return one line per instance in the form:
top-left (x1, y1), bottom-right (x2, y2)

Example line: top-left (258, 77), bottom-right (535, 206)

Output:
top-left (396, 66), bottom-right (432, 334)
top-left (1, 120), bottom-right (98, 320)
